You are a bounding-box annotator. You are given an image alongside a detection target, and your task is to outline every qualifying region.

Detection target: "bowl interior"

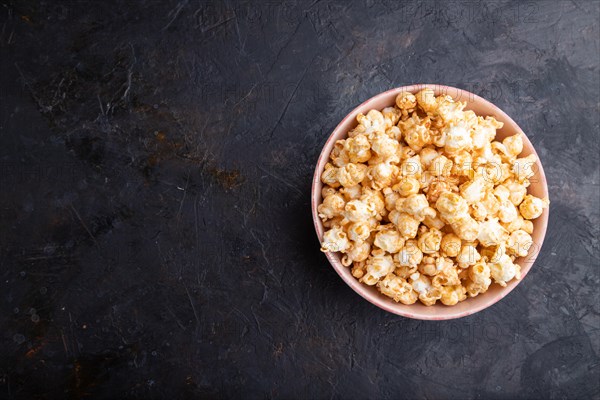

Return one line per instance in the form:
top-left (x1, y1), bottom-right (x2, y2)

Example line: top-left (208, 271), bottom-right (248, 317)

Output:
top-left (311, 84), bottom-right (549, 320)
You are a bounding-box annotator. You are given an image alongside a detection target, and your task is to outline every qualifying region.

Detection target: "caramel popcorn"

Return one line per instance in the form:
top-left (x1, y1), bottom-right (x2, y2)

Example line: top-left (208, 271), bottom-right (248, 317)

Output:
top-left (318, 88), bottom-right (549, 306)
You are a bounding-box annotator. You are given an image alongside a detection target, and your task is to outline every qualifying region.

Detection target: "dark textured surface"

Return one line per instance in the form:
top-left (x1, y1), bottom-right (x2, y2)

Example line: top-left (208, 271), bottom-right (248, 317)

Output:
top-left (0, 0), bottom-right (599, 399)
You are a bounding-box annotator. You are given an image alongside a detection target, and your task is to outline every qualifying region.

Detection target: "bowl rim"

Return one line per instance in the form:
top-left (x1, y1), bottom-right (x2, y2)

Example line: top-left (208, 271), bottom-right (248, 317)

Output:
top-left (311, 84), bottom-right (549, 320)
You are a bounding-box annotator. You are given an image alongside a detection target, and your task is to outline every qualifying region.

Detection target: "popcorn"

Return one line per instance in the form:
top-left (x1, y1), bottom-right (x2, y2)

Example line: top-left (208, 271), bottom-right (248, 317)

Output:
top-left (398, 145), bottom-right (416, 161)
top-left (398, 194), bottom-right (436, 222)
top-left (481, 191), bottom-right (500, 216)
top-left (361, 188), bottom-right (386, 217)
top-left (357, 109), bottom-right (385, 134)
top-left (489, 254), bottom-right (521, 287)
top-left (440, 285), bottom-right (467, 306)
top-left (368, 162), bottom-right (396, 190)
top-left (415, 87), bottom-right (437, 113)
top-left (450, 214), bottom-right (480, 241)
top-left (321, 163), bottom-right (340, 188)
top-left (318, 88), bottom-right (546, 306)
top-left (321, 226), bottom-right (351, 253)
top-left (417, 227), bottom-right (443, 254)
top-left (386, 125), bottom-right (402, 141)
top-left (451, 150), bottom-right (473, 176)
top-left (346, 222), bottom-right (371, 242)
top-left (444, 124), bottom-right (472, 155)
top-left (471, 116), bottom-right (502, 149)
top-left (419, 147), bottom-right (439, 169)
top-left (377, 274), bottom-right (417, 304)
top-left (362, 251), bottom-right (395, 285)
top-left (317, 193), bottom-right (346, 220)
top-left (480, 243), bottom-right (505, 264)
top-left (469, 261), bottom-right (492, 288)
top-left (389, 211), bottom-right (420, 238)
top-left (374, 226), bottom-right (404, 254)
top-left (440, 233), bottom-right (461, 257)
top-left (422, 214), bottom-right (446, 230)
top-left (418, 255), bottom-right (440, 276)
top-left (502, 215), bottom-right (525, 233)
top-left (323, 216), bottom-right (344, 229)
top-left (471, 202), bottom-right (488, 221)
top-left (512, 154), bottom-right (538, 181)
top-left (331, 141), bottom-right (350, 167)
top-left (343, 241), bottom-right (371, 265)
top-left (507, 229), bottom-right (533, 257)
top-left (424, 179), bottom-right (457, 203)
top-left (394, 239), bottom-right (423, 267)
top-left (429, 154), bottom-right (453, 177)
top-left (394, 177), bottom-right (421, 197)
top-left (504, 180), bottom-right (527, 206)
top-left (519, 194), bottom-right (548, 220)
top-left (435, 96), bottom-right (467, 124)
top-left (432, 264), bottom-right (461, 287)
top-left (396, 92), bottom-right (417, 110)
top-left (400, 154), bottom-right (422, 178)
top-left (493, 185), bottom-right (510, 202)
top-left (401, 115), bottom-right (431, 151)
top-left (478, 218), bottom-right (508, 247)
top-left (503, 134), bottom-right (523, 158)
top-left (346, 134), bottom-right (372, 163)
top-left (322, 186), bottom-right (337, 198)
top-left (351, 261), bottom-right (366, 279)
top-left (383, 188), bottom-right (402, 212)
top-left (456, 242), bottom-right (481, 268)
top-left (410, 274), bottom-right (441, 306)
top-left (371, 132), bottom-right (400, 162)
top-left (522, 219), bottom-right (534, 234)
top-left (436, 192), bottom-right (469, 222)
top-left (382, 107), bottom-right (401, 129)
top-left (343, 199), bottom-right (376, 222)
top-left (498, 200), bottom-right (518, 223)
top-left (338, 163), bottom-right (368, 187)
top-left (340, 184), bottom-right (362, 201)
top-left (460, 176), bottom-right (487, 204)
top-left (396, 265), bottom-right (418, 279)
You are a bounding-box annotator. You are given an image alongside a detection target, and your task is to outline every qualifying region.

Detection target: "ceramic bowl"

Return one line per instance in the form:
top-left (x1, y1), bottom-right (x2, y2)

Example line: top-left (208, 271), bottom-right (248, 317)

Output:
top-left (311, 84), bottom-right (549, 320)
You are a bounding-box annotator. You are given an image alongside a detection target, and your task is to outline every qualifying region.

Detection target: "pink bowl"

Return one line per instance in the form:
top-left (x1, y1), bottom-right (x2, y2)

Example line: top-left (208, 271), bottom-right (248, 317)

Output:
top-left (311, 84), bottom-right (549, 320)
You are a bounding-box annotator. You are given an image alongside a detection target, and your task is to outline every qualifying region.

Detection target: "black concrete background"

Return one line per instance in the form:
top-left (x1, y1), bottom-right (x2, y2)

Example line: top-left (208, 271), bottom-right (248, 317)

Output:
top-left (0, 0), bottom-right (599, 399)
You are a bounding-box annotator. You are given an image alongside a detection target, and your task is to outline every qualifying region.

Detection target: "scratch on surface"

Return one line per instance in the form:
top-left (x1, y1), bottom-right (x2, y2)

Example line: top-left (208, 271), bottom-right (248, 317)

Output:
top-left (68, 204), bottom-right (99, 249)
top-left (97, 94), bottom-right (106, 116)
top-left (233, 205), bottom-right (249, 230)
top-left (165, 303), bottom-right (186, 331)
top-left (250, 228), bottom-right (270, 267)
top-left (61, 331), bottom-right (70, 358)
top-left (176, 171), bottom-right (190, 223)
top-left (232, 83), bottom-right (257, 110)
top-left (231, 10), bottom-right (246, 53)
top-left (14, 62), bottom-right (50, 113)
top-left (229, 307), bottom-right (248, 323)
top-left (68, 312), bottom-right (80, 357)
top-left (162, 0), bottom-right (189, 31)
top-left (182, 280), bottom-right (200, 327)
top-left (121, 43), bottom-right (137, 102)
top-left (306, 0), bottom-right (324, 10)
top-left (267, 54), bottom-right (315, 140)
top-left (249, 305), bottom-right (273, 341)
top-left (257, 165), bottom-right (303, 195)
top-left (569, 0), bottom-right (584, 13)
top-left (250, 306), bottom-right (263, 336)
top-left (200, 16), bottom-right (235, 33)
top-left (194, 194), bottom-right (200, 259)
top-left (265, 18), bottom-right (304, 76)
